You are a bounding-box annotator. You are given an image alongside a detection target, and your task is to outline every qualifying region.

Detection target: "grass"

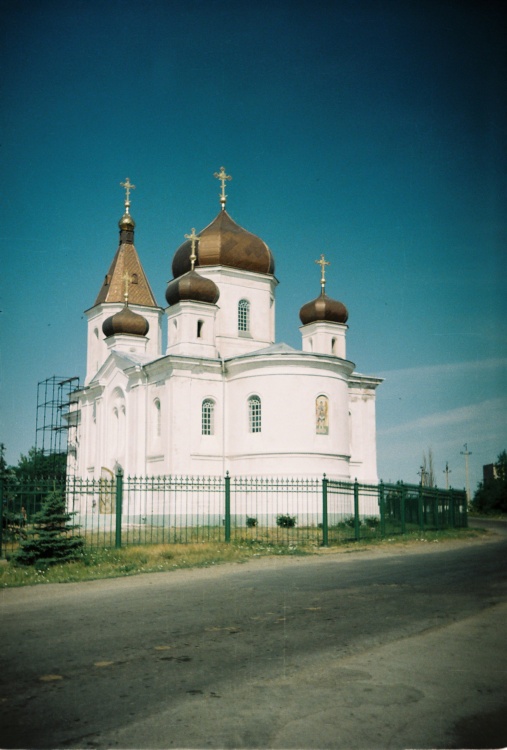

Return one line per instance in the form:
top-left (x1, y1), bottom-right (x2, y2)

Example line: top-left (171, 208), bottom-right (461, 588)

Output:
top-left (0, 526), bottom-right (489, 588)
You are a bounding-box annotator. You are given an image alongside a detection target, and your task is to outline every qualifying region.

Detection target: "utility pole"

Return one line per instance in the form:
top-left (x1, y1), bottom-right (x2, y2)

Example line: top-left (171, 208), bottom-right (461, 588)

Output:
top-left (460, 444), bottom-right (472, 503)
top-left (443, 461), bottom-right (451, 490)
top-left (418, 466), bottom-right (427, 486)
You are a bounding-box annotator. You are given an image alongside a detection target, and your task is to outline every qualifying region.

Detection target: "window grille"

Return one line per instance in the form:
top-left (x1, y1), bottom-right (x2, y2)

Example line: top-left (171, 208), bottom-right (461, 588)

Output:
top-left (248, 395), bottom-right (261, 433)
top-left (202, 399), bottom-right (215, 435)
top-left (238, 299), bottom-right (250, 332)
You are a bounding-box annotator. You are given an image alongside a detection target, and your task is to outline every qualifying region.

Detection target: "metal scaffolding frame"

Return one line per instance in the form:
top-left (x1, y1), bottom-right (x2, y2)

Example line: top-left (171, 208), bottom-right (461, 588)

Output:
top-left (35, 376), bottom-right (80, 471)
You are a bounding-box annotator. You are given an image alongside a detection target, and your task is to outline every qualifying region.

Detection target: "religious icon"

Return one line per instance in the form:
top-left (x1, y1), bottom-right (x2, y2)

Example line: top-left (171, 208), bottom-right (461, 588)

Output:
top-left (316, 395), bottom-right (329, 434)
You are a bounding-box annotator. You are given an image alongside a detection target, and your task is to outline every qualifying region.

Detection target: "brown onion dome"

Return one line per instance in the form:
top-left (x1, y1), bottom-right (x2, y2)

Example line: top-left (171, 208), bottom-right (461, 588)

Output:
top-left (165, 269), bottom-right (220, 306)
top-left (299, 290), bottom-right (349, 326)
top-left (102, 305), bottom-right (149, 338)
top-left (171, 210), bottom-right (275, 278)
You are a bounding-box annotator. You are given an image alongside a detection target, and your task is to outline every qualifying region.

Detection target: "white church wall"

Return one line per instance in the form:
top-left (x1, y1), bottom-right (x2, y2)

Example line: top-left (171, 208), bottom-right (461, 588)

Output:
top-left (165, 300), bottom-right (218, 358)
top-left (198, 266), bottom-right (277, 358)
top-left (224, 356), bottom-right (353, 478)
top-left (349, 386), bottom-right (380, 483)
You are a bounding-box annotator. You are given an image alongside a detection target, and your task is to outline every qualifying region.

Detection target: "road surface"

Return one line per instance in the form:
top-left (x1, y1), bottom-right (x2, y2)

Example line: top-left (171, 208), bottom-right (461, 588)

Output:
top-left (1, 524), bottom-right (506, 748)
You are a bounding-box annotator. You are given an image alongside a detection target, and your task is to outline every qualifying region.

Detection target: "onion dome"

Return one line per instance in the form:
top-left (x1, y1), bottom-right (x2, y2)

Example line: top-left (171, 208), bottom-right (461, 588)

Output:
top-left (299, 254), bottom-right (348, 325)
top-left (166, 269), bottom-right (220, 306)
top-left (102, 305), bottom-right (149, 338)
top-left (171, 210), bottom-right (275, 278)
top-left (299, 290), bottom-right (348, 325)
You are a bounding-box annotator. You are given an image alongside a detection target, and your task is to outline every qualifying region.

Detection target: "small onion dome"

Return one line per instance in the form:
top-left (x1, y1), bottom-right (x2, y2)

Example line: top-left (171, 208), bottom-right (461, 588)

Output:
top-left (165, 269), bottom-right (220, 306)
top-left (299, 291), bottom-right (349, 325)
top-left (171, 210), bottom-right (275, 278)
top-left (102, 305), bottom-right (149, 337)
top-left (118, 213), bottom-right (135, 245)
top-left (118, 213), bottom-right (135, 230)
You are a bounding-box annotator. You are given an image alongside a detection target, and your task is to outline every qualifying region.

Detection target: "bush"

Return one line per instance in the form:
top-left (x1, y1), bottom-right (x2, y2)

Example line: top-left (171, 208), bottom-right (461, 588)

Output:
top-left (246, 517), bottom-right (257, 528)
top-left (364, 516), bottom-right (380, 528)
top-left (276, 514), bottom-right (297, 528)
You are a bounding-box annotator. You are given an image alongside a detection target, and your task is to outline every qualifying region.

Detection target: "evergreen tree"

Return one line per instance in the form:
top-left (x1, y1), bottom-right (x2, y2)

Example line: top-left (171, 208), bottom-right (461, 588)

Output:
top-left (13, 490), bottom-right (84, 567)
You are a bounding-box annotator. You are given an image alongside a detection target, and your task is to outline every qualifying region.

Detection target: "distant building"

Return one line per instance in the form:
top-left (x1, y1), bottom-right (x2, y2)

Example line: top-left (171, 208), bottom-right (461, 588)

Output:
top-left (68, 171), bottom-right (382, 481)
top-left (483, 464), bottom-right (498, 483)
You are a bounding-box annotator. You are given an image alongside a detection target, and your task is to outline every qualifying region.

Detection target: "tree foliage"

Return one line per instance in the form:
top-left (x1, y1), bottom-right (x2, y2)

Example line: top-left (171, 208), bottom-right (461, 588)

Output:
top-left (12, 491), bottom-right (84, 567)
top-left (14, 447), bottom-right (67, 478)
top-left (471, 451), bottom-right (507, 514)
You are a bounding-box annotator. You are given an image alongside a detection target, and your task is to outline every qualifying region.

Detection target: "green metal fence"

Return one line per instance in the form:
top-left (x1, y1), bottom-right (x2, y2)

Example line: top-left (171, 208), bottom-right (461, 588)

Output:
top-left (0, 472), bottom-right (467, 558)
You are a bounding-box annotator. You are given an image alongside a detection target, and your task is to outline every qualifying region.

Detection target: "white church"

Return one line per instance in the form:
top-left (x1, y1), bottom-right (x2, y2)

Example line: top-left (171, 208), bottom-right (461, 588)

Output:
top-left (68, 169), bottom-right (382, 483)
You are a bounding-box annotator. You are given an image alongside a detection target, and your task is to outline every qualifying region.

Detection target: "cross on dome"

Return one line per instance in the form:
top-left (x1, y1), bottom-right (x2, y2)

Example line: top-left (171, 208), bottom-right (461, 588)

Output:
top-left (213, 166), bottom-right (232, 210)
top-left (184, 228), bottom-right (199, 271)
top-left (315, 254), bottom-right (330, 291)
top-left (122, 270), bottom-right (132, 303)
top-left (120, 178), bottom-right (135, 214)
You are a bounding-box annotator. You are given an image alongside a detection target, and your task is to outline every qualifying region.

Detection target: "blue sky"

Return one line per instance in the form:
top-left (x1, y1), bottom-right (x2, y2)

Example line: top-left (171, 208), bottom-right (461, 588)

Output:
top-left (1, 0), bottom-right (505, 491)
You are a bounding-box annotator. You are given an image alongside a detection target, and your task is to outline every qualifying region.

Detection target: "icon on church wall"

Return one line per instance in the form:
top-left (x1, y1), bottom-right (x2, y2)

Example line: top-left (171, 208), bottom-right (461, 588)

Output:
top-left (316, 395), bottom-right (329, 434)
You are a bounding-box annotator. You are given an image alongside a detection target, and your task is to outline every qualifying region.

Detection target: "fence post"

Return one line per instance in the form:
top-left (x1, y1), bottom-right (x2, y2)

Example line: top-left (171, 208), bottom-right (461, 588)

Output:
top-left (224, 471), bottom-right (231, 543)
top-left (379, 481), bottom-right (385, 538)
top-left (115, 469), bottom-right (123, 549)
top-left (463, 489), bottom-right (468, 528)
top-left (418, 483), bottom-right (424, 533)
top-left (400, 482), bottom-right (406, 534)
top-left (321, 474), bottom-right (328, 547)
top-left (353, 479), bottom-right (360, 541)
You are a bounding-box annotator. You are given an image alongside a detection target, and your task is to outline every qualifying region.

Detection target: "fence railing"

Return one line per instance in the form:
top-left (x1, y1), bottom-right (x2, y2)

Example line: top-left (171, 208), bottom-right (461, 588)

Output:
top-left (0, 472), bottom-right (468, 558)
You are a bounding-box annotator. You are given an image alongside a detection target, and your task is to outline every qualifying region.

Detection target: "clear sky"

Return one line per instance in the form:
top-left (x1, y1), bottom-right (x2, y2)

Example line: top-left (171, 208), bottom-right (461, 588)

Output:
top-left (1, 0), bottom-right (506, 492)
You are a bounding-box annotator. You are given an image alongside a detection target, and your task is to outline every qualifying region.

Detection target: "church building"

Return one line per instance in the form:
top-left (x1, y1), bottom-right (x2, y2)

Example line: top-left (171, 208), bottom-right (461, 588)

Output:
top-left (68, 169), bottom-right (382, 482)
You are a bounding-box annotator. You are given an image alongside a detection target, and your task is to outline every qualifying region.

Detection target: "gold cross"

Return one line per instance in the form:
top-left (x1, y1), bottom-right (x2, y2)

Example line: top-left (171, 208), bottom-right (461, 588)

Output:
top-left (213, 166), bottom-right (232, 209)
top-left (122, 271), bottom-right (132, 303)
top-left (120, 178), bottom-right (135, 213)
top-left (184, 228), bottom-right (199, 271)
top-left (315, 254), bottom-right (330, 290)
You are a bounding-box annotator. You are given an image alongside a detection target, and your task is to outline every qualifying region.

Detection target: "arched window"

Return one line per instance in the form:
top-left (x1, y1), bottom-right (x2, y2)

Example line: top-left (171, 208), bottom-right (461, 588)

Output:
top-left (248, 395), bottom-right (261, 433)
top-left (331, 337), bottom-right (336, 354)
top-left (153, 398), bottom-right (161, 438)
top-left (238, 299), bottom-right (250, 333)
top-left (202, 399), bottom-right (215, 435)
top-left (197, 320), bottom-right (204, 338)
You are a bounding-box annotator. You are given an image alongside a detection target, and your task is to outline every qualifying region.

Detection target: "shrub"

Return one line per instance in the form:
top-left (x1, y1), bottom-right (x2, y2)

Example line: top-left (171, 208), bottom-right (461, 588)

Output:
top-left (246, 517), bottom-right (257, 528)
top-left (276, 514), bottom-right (297, 528)
top-left (364, 516), bottom-right (380, 528)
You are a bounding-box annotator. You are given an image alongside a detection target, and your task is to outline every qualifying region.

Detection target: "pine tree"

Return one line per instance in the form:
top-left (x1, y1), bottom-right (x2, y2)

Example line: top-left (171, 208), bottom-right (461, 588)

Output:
top-left (13, 490), bottom-right (84, 567)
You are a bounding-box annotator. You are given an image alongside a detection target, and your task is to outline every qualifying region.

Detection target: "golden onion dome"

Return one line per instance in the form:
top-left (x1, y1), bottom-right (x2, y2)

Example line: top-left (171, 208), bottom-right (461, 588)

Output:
top-left (118, 213), bottom-right (135, 230)
top-left (299, 290), bottom-right (349, 326)
top-left (166, 270), bottom-right (220, 306)
top-left (171, 210), bottom-right (275, 278)
top-left (102, 305), bottom-right (149, 338)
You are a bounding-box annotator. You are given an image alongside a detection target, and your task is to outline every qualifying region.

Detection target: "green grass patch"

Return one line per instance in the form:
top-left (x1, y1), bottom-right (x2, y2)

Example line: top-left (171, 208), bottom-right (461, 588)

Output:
top-left (0, 527), bottom-right (487, 588)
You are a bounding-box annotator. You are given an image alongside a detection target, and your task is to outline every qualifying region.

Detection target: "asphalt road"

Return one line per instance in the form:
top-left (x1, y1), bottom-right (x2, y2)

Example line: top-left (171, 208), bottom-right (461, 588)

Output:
top-left (1, 524), bottom-right (506, 749)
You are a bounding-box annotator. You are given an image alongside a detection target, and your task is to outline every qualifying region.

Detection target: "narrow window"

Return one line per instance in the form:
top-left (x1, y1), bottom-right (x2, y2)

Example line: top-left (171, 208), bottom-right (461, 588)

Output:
top-left (331, 337), bottom-right (336, 354)
top-left (202, 399), bottom-right (215, 436)
top-left (154, 399), bottom-right (161, 438)
top-left (197, 320), bottom-right (204, 338)
top-left (131, 273), bottom-right (138, 284)
top-left (238, 299), bottom-right (250, 333)
top-left (248, 395), bottom-right (261, 433)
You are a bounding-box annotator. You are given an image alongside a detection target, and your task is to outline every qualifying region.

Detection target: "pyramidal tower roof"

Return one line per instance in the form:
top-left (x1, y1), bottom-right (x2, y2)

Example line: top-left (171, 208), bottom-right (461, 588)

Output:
top-left (94, 178), bottom-right (158, 308)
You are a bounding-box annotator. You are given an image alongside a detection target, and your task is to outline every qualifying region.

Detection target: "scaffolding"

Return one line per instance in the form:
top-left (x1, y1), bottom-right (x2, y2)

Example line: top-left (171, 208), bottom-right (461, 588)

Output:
top-left (35, 376), bottom-right (81, 472)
